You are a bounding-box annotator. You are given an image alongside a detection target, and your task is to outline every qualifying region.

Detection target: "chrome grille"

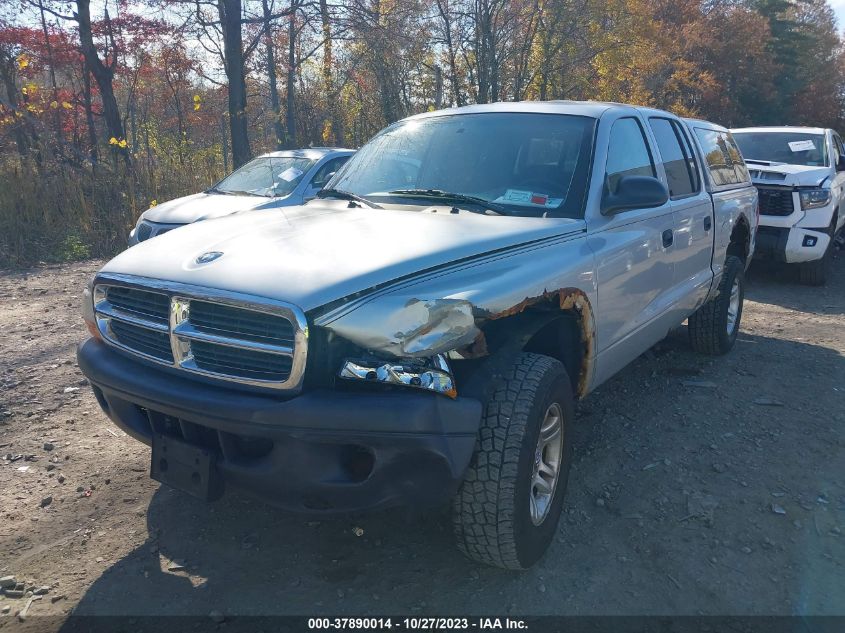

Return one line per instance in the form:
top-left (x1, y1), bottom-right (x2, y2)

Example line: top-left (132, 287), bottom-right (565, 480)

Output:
top-left (191, 340), bottom-right (293, 381)
top-left (92, 275), bottom-right (308, 392)
top-left (110, 320), bottom-right (174, 362)
top-left (189, 301), bottom-right (295, 347)
top-left (106, 286), bottom-right (169, 325)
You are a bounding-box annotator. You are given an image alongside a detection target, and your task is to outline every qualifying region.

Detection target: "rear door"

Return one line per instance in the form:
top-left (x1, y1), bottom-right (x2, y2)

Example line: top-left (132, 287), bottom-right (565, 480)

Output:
top-left (647, 116), bottom-right (713, 312)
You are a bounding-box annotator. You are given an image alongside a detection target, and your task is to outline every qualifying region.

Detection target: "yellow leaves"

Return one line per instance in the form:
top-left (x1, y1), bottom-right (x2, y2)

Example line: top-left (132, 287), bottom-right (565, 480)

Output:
top-left (193, 95), bottom-right (201, 111)
top-left (62, 102), bottom-right (73, 110)
top-left (17, 54), bottom-right (29, 70)
top-left (150, 199), bottom-right (158, 207)
top-left (321, 120), bottom-right (333, 144)
top-left (50, 101), bottom-right (58, 109)
top-left (109, 137), bottom-right (128, 149)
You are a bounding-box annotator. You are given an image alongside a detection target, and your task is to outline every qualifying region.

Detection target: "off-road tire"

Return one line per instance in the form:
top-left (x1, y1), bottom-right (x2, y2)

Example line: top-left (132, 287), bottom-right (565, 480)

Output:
top-left (688, 255), bottom-right (744, 355)
top-left (452, 353), bottom-right (574, 570)
top-left (798, 244), bottom-right (830, 286)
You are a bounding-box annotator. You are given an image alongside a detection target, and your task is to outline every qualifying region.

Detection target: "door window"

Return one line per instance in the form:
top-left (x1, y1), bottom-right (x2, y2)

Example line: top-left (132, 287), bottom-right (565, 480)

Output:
top-left (648, 117), bottom-right (699, 198)
top-left (605, 118), bottom-right (656, 195)
top-left (311, 156), bottom-right (350, 189)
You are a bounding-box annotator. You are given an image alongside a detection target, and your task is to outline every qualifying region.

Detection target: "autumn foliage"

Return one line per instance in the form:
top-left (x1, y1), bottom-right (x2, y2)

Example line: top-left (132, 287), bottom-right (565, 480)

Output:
top-left (1, 0), bottom-right (844, 267)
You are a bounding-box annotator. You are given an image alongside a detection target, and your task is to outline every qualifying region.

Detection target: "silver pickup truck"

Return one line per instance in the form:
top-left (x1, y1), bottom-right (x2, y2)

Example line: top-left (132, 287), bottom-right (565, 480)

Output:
top-left (78, 102), bottom-right (757, 569)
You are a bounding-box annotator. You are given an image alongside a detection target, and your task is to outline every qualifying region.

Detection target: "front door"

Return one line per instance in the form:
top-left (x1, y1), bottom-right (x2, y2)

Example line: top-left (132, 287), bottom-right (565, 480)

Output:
top-left (587, 115), bottom-right (676, 380)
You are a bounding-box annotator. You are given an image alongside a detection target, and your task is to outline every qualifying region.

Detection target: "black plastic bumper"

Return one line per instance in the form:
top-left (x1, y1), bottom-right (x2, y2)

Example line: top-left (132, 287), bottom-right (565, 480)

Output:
top-left (754, 225), bottom-right (789, 262)
top-left (77, 338), bottom-right (482, 512)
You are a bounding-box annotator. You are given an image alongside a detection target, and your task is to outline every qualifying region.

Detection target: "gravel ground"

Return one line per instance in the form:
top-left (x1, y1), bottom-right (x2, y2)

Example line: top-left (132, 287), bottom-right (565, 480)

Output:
top-left (0, 254), bottom-right (843, 627)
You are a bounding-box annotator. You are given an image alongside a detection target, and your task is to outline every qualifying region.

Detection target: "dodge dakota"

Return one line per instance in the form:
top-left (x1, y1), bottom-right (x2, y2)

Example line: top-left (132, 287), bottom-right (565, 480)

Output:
top-left (78, 102), bottom-right (757, 569)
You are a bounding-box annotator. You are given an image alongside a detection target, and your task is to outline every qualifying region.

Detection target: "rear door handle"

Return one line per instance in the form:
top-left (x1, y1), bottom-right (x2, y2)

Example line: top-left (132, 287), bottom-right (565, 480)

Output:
top-left (662, 229), bottom-right (674, 248)
top-left (704, 216), bottom-right (712, 231)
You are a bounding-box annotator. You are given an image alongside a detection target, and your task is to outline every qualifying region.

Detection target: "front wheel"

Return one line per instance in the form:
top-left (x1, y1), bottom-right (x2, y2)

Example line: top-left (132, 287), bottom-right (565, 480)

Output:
top-left (797, 244), bottom-right (830, 286)
top-left (452, 353), bottom-right (574, 570)
top-left (688, 255), bottom-right (745, 355)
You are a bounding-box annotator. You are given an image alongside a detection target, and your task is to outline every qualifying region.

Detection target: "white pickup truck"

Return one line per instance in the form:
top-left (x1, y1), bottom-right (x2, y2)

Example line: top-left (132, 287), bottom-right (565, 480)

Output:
top-left (732, 126), bottom-right (845, 285)
top-left (78, 102), bottom-right (757, 569)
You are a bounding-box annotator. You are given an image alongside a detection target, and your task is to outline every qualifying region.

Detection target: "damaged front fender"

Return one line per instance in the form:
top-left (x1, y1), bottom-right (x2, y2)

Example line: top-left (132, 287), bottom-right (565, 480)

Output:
top-left (321, 297), bottom-right (481, 358)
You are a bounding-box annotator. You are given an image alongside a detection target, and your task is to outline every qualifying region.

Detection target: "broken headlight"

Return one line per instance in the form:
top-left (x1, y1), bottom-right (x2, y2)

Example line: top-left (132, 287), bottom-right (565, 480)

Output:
top-left (339, 354), bottom-right (456, 398)
top-left (800, 187), bottom-right (831, 210)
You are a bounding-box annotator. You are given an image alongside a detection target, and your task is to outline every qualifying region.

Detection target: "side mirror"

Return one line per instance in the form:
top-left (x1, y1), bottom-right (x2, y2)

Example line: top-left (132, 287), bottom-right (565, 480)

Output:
top-left (601, 175), bottom-right (670, 215)
top-left (837, 156), bottom-right (845, 172)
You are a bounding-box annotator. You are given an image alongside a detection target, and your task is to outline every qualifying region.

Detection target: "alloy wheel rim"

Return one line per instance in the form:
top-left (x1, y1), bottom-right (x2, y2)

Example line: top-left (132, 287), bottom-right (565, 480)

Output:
top-left (726, 277), bottom-right (741, 336)
top-left (530, 402), bottom-right (564, 526)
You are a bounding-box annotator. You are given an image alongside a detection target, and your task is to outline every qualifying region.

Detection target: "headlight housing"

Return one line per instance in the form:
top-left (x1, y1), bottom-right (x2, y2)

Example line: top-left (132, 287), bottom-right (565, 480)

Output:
top-left (339, 354), bottom-right (456, 398)
top-left (799, 187), bottom-right (831, 210)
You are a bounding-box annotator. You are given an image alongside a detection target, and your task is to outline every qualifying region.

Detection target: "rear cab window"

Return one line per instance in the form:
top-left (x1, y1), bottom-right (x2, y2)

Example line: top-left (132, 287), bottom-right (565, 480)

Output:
top-left (693, 127), bottom-right (751, 188)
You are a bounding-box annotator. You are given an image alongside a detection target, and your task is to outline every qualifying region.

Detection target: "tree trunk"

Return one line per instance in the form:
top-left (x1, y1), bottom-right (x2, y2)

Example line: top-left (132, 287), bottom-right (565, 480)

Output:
top-left (75, 0), bottom-right (127, 161)
top-left (319, 0), bottom-right (340, 144)
top-left (221, 114), bottom-right (230, 173)
top-left (219, 0), bottom-right (252, 167)
top-left (38, 0), bottom-right (62, 142)
top-left (262, 0), bottom-right (285, 149)
top-left (82, 60), bottom-right (98, 166)
top-left (0, 55), bottom-right (30, 158)
top-left (285, 4), bottom-right (296, 147)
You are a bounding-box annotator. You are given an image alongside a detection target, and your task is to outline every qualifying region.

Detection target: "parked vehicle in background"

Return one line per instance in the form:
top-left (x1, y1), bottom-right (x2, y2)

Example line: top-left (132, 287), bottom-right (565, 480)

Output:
top-left (78, 101), bottom-right (757, 570)
top-left (127, 148), bottom-right (355, 245)
top-left (731, 126), bottom-right (845, 285)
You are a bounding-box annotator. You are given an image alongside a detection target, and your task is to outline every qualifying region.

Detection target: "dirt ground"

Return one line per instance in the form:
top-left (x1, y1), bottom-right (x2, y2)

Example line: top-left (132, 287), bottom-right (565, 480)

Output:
top-left (0, 252), bottom-right (843, 628)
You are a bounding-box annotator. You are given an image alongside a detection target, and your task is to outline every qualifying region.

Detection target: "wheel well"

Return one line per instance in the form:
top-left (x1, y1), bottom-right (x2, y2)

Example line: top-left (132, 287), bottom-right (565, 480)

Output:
top-left (523, 314), bottom-right (584, 395)
top-left (727, 218), bottom-right (750, 263)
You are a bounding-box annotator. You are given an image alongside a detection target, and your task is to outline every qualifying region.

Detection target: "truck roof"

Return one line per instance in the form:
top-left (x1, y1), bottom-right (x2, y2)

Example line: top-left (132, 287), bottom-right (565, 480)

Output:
top-left (682, 117), bottom-right (729, 133)
top-left (258, 147), bottom-right (355, 159)
top-left (731, 126), bottom-right (828, 135)
top-left (403, 100), bottom-right (673, 121)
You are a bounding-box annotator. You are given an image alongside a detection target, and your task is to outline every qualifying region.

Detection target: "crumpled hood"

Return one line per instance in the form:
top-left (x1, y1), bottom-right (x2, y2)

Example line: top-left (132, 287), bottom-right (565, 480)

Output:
top-left (746, 162), bottom-right (831, 188)
top-left (102, 202), bottom-right (585, 312)
top-left (141, 192), bottom-right (282, 224)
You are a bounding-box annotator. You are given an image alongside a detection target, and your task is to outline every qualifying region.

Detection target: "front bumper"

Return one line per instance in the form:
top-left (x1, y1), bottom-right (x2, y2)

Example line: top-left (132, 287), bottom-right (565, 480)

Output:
top-left (754, 225), bottom-right (831, 264)
top-left (78, 338), bottom-right (482, 512)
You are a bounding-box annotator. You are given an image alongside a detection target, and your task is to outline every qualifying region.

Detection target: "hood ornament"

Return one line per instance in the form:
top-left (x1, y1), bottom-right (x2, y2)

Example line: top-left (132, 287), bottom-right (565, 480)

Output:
top-left (196, 251), bottom-right (223, 264)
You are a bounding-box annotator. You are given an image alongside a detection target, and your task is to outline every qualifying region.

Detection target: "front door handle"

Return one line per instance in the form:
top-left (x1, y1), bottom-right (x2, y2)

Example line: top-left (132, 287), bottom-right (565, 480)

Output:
top-left (662, 229), bottom-right (674, 248)
top-left (704, 216), bottom-right (712, 231)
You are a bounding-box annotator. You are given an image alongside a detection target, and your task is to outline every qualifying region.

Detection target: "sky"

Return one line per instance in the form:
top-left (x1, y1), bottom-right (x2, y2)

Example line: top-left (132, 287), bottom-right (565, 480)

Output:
top-left (832, 0), bottom-right (845, 30)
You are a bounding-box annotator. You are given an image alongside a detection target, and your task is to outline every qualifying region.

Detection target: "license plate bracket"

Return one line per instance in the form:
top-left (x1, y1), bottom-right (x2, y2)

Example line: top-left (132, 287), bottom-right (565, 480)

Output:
top-left (150, 433), bottom-right (223, 501)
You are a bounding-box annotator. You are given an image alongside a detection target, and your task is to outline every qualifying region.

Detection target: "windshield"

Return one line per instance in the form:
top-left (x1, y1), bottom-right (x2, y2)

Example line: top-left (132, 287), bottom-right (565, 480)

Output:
top-left (214, 156), bottom-right (316, 197)
top-left (329, 113), bottom-right (596, 217)
top-left (732, 132), bottom-right (828, 167)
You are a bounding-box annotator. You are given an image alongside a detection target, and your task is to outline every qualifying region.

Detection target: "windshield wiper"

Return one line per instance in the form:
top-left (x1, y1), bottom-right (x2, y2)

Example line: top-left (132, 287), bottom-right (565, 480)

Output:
top-left (388, 189), bottom-right (507, 215)
top-left (316, 188), bottom-right (382, 209)
top-left (206, 187), bottom-right (266, 197)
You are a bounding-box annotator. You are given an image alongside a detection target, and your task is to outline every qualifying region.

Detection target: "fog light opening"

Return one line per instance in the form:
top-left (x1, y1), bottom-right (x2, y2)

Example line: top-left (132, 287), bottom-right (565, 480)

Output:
top-left (340, 445), bottom-right (375, 483)
top-left (803, 235), bottom-right (818, 248)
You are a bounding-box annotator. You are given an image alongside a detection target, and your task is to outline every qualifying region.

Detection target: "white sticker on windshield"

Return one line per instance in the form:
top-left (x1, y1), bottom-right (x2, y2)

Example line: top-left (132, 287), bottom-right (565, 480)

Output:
top-left (496, 189), bottom-right (563, 208)
top-left (788, 140), bottom-right (816, 152)
top-left (279, 167), bottom-right (304, 182)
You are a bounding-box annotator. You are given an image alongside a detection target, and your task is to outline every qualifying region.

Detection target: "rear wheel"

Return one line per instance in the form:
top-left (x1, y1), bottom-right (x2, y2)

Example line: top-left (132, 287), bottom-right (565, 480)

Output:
top-left (688, 255), bottom-right (744, 355)
top-left (452, 353), bottom-right (573, 570)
